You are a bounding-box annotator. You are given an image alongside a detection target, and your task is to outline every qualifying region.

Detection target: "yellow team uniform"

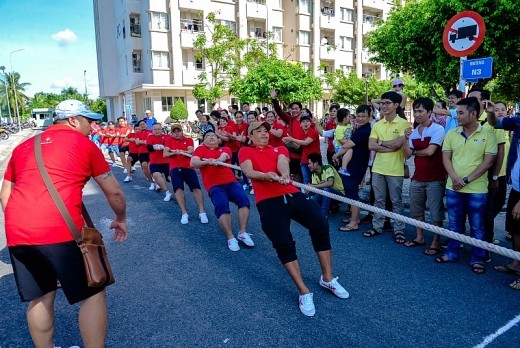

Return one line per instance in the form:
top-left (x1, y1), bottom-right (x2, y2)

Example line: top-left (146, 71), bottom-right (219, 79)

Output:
top-left (370, 117), bottom-right (409, 176)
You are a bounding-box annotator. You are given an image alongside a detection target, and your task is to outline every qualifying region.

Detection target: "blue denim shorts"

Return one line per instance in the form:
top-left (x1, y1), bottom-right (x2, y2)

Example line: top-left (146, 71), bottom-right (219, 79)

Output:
top-left (209, 182), bottom-right (250, 218)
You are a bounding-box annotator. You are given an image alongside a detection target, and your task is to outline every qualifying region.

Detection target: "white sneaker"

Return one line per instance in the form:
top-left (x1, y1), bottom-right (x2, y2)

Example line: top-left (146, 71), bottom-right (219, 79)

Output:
top-left (164, 191), bottom-right (172, 202)
top-left (123, 176), bottom-right (132, 183)
top-left (298, 293), bottom-right (315, 317)
top-left (319, 276), bottom-right (350, 299)
top-left (180, 214), bottom-right (189, 225)
top-left (131, 166), bottom-right (136, 172)
top-left (250, 188), bottom-right (255, 195)
top-left (149, 182), bottom-right (155, 191)
top-left (154, 184), bottom-right (161, 191)
top-left (123, 168), bottom-right (128, 174)
top-left (111, 162), bottom-right (118, 167)
top-left (199, 213), bottom-right (209, 224)
top-left (227, 238), bottom-right (240, 252)
top-left (237, 232), bottom-right (254, 247)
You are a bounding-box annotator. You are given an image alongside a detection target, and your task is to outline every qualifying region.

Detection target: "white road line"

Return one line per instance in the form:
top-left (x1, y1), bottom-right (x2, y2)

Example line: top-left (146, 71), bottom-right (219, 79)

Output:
top-left (473, 312), bottom-right (520, 348)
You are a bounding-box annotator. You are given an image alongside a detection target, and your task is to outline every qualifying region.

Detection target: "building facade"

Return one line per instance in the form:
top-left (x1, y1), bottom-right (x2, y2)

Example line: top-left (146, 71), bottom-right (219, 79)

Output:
top-left (94, 0), bottom-right (398, 122)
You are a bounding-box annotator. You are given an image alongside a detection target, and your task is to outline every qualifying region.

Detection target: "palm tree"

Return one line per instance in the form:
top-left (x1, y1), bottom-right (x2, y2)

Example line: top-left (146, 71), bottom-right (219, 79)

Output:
top-left (0, 71), bottom-right (31, 118)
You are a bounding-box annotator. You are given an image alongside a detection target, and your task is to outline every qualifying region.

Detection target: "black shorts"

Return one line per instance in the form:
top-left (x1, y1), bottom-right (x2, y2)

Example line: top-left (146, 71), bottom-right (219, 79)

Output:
top-left (9, 241), bottom-right (107, 304)
top-left (138, 153), bottom-right (150, 164)
top-left (170, 168), bottom-right (201, 192)
top-left (506, 189), bottom-right (520, 235)
top-left (119, 145), bottom-right (129, 153)
top-left (127, 153), bottom-right (139, 164)
top-left (150, 163), bottom-right (170, 176)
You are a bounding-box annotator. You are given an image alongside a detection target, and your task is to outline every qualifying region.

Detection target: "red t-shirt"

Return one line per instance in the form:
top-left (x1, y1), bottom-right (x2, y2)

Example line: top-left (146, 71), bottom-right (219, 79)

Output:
top-left (99, 128), bottom-right (110, 144)
top-left (106, 128), bottom-right (118, 145)
top-left (146, 134), bottom-right (169, 164)
top-left (90, 123), bottom-right (100, 136)
top-left (219, 123), bottom-right (240, 152)
top-left (164, 136), bottom-right (194, 169)
top-left (238, 145), bottom-right (299, 204)
top-left (300, 128), bottom-right (321, 164)
top-left (135, 130), bottom-right (150, 154)
top-left (127, 132), bottom-right (139, 153)
top-left (192, 145), bottom-right (236, 191)
top-left (4, 125), bottom-right (110, 246)
top-left (268, 122), bottom-right (286, 148)
top-left (324, 119), bottom-right (336, 153)
top-left (236, 122), bottom-right (248, 147)
top-left (118, 125), bottom-right (133, 146)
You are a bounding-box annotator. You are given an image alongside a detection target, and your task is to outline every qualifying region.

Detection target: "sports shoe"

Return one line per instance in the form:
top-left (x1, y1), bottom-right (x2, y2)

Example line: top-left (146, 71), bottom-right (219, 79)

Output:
top-left (338, 168), bottom-right (351, 176)
top-left (227, 238), bottom-right (240, 252)
top-left (180, 213), bottom-right (189, 225)
top-left (199, 213), bottom-right (209, 224)
top-left (154, 184), bottom-right (161, 192)
top-left (123, 176), bottom-right (132, 183)
top-left (319, 276), bottom-right (350, 299)
top-left (111, 162), bottom-right (118, 167)
top-left (298, 293), bottom-right (315, 317)
top-left (250, 188), bottom-right (255, 195)
top-left (131, 166), bottom-right (136, 172)
top-left (149, 182), bottom-right (156, 191)
top-left (123, 168), bottom-right (128, 174)
top-left (237, 232), bottom-right (254, 247)
top-left (164, 191), bottom-right (172, 202)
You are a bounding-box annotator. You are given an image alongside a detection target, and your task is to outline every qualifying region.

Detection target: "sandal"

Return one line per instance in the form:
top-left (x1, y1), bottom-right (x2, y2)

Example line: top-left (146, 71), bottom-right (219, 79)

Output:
top-left (509, 279), bottom-right (520, 290)
top-left (435, 255), bottom-right (451, 263)
top-left (338, 225), bottom-right (359, 232)
top-left (394, 233), bottom-right (406, 244)
top-left (404, 240), bottom-right (425, 247)
top-left (472, 263), bottom-right (486, 274)
top-left (363, 229), bottom-right (380, 238)
top-left (342, 218), bottom-right (352, 224)
top-left (494, 265), bottom-right (520, 275)
top-left (423, 247), bottom-right (443, 256)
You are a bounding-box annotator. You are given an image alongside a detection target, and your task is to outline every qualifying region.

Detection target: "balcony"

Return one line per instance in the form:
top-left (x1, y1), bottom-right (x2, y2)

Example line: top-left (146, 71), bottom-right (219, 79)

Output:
top-left (246, 0), bottom-right (267, 20)
top-left (180, 18), bottom-right (203, 32)
top-left (182, 69), bottom-right (202, 85)
top-left (320, 44), bottom-right (337, 61)
top-left (362, 22), bottom-right (376, 35)
top-left (178, 0), bottom-right (206, 11)
top-left (361, 49), bottom-right (376, 64)
top-left (363, 0), bottom-right (386, 12)
top-left (320, 12), bottom-right (337, 30)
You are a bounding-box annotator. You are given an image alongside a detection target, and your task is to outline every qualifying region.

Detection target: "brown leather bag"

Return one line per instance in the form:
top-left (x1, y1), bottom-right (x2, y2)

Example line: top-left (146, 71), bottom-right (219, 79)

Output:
top-left (34, 134), bottom-right (115, 287)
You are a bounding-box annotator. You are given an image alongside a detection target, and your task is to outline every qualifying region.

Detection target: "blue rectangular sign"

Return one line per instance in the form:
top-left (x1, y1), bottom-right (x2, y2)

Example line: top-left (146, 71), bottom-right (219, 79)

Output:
top-left (462, 57), bottom-right (493, 80)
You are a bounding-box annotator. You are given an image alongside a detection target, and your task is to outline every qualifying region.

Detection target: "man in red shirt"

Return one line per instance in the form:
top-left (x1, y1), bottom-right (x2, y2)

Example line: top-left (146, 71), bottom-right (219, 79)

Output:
top-left (239, 122), bottom-right (349, 317)
top-left (105, 121), bottom-right (120, 166)
top-left (163, 123), bottom-right (208, 225)
top-left (191, 130), bottom-right (253, 251)
top-left (324, 104), bottom-right (339, 166)
top-left (122, 123), bottom-right (141, 182)
top-left (0, 99), bottom-right (127, 347)
top-left (146, 123), bottom-right (172, 201)
top-left (134, 120), bottom-right (154, 186)
top-left (117, 117), bottom-right (133, 173)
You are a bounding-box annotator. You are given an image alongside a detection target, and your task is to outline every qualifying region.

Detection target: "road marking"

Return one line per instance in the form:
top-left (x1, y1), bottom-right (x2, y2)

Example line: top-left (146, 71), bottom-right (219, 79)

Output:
top-left (473, 312), bottom-right (520, 348)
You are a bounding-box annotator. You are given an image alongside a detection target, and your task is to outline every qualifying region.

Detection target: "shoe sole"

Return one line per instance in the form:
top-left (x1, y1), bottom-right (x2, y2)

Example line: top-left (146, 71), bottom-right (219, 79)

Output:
top-left (319, 282), bottom-right (350, 299)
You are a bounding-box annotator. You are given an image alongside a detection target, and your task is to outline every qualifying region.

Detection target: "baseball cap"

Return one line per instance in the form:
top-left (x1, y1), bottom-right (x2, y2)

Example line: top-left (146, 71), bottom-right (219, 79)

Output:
top-left (247, 121), bottom-right (271, 134)
top-left (145, 110), bottom-right (151, 114)
top-left (171, 123), bottom-right (183, 131)
top-left (53, 99), bottom-right (103, 121)
top-left (299, 115), bottom-right (311, 122)
top-left (392, 79), bottom-right (404, 87)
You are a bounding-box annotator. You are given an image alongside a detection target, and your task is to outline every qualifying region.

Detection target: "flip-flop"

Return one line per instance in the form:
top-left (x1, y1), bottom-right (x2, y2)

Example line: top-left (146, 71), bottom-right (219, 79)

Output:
top-left (509, 279), bottom-right (520, 290)
top-left (472, 264), bottom-right (486, 275)
top-left (423, 247), bottom-right (442, 256)
top-left (435, 255), bottom-right (452, 263)
top-left (363, 229), bottom-right (380, 238)
top-left (494, 265), bottom-right (520, 275)
top-left (394, 233), bottom-right (406, 244)
top-left (404, 240), bottom-right (426, 247)
top-left (338, 225), bottom-right (359, 232)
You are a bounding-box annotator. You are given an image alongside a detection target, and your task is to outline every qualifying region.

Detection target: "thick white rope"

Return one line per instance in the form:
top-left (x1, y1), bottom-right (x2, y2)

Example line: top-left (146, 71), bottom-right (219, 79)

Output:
top-left (180, 151), bottom-right (520, 261)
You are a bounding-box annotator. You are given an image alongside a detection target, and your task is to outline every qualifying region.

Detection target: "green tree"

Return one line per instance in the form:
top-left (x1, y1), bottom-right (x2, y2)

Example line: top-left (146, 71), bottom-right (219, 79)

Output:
top-left (366, 0), bottom-right (520, 95)
top-left (170, 98), bottom-right (189, 121)
top-left (230, 59), bottom-right (322, 106)
top-left (0, 71), bottom-right (31, 118)
top-left (87, 98), bottom-right (107, 118)
top-left (193, 12), bottom-right (276, 107)
top-left (28, 92), bottom-right (61, 109)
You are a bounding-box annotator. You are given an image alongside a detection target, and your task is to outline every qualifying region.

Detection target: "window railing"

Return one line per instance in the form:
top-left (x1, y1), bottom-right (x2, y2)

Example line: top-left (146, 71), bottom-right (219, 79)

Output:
top-left (247, 0), bottom-right (266, 4)
top-left (130, 24), bottom-right (141, 37)
top-left (321, 7), bottom-right (335, 17)
top-left (181, 18), bottom-right (203, 32)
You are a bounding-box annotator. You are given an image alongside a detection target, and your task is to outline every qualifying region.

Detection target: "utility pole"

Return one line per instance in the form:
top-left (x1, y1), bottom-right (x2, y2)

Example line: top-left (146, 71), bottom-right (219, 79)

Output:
top-left (84, 70), bottom-right (88, 99)
top-left (0, 66), bottom-right (11, 124)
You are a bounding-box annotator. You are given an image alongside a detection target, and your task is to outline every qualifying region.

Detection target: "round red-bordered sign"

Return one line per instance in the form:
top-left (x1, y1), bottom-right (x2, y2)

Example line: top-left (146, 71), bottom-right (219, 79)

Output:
top-left (443, 11), bottom-right (486, 57)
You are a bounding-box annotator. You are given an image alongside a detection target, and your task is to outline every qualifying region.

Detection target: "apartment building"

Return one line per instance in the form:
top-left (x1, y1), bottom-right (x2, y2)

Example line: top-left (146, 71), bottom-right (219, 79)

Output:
top-left (94, 0), bottom-right (397, 121)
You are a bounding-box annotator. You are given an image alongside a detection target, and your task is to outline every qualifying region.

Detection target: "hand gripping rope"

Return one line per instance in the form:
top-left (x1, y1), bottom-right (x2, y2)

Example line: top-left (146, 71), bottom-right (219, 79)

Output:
top-left (180, 151), bottom-right (520, 261)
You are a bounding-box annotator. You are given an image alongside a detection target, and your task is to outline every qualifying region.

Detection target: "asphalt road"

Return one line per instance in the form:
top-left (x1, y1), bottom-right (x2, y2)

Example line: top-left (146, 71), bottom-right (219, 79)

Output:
top-left (1, 133), bottom-right (519, 348)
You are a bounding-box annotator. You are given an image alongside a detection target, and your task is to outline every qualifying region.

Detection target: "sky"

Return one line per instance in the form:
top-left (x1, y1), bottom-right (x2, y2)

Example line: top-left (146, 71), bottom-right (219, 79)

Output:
top-left (0, 0), bottom-right (100, 99)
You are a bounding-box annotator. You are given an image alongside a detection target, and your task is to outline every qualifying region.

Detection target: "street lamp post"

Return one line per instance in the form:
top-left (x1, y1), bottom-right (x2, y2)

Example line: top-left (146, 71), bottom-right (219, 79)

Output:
top-left (0, 66), bottom-right (12, 124)
top-left (363, 73), bottom-right (370, 104)
top-left (10, 48), bottom-right (25, 131)
top-left (84, 70), bottom-right (88, 99)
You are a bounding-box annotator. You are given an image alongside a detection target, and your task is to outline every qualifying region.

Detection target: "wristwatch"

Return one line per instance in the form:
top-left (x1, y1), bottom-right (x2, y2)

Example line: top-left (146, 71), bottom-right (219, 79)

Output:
top-left (492, 175), bottom-right (498, 181)
top-left (463, 177), bottom-right (470, 184)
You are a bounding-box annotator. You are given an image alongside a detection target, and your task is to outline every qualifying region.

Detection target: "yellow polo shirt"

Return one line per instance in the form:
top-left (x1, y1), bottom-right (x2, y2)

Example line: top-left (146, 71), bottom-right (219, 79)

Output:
top-left (311, 164), bottom-right (345, 195)
top-left (370, 116), bottom-right (409, 176)
top-left (442, 124), bottom-right (497, 194)
top-left (479, 112), bottom-right (507, 177)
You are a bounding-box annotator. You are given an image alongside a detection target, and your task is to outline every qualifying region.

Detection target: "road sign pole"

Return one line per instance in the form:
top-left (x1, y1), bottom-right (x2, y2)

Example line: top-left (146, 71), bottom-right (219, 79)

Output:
top-left (459, 56), bottom-right (466, 95)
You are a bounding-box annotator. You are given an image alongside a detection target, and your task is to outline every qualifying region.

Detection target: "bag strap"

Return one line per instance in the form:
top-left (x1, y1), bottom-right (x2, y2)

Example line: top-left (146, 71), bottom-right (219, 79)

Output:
top-left (34, 134), bottom-right (94, 245)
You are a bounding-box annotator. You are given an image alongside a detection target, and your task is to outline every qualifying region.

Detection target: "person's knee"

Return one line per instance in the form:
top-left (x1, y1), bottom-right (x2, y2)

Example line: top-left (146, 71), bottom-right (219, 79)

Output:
top-left (310, 232), bottom-right (331, 252)
top-left (276, 242), bottom-right (297, 264)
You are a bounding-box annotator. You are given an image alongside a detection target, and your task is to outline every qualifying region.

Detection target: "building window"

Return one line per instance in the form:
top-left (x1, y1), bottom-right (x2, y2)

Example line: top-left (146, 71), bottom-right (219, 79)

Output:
top-left (181, 18), bottom-right (203, 32)
top-left (143, 98), bottom-right (152, 114)
top-left (150, 12), bottom-right (169, 31)
top-left (195, 57), bottom-right (204, 70)
top-left (130, 14), bottom-right (141, 37)
top-left (298, 0), bottom-right (311, 14)
top-left (152, 51), bottom-right (170, 69)
top-left (197, 99), bottom-right (207, 113)
top-left (363, 14), bottom-right (381, 24)
top-left (299, 30), bottom-right (310, 45)
top-left (219, 20), bottom-right (236, 34)
top-left (132, 51), bottom-right (142, 73)
top-left (301, 62), bottom-right (310, 71)
top-left (272, 27), bottom-right (282, 42)
top-left (162, 97), bottom-right (173, 112)
top-left (339, 65), bottom-right (353, 75)
top-left (339, 36), bottom-right (354, 51)
top-left (340, 8), bottom-right (354, 22)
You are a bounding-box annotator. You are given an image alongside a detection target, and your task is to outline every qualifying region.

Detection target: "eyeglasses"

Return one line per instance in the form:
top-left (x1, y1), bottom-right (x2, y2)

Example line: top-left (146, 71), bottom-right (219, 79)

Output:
top-left (380, 101), bottom-right (395, 106)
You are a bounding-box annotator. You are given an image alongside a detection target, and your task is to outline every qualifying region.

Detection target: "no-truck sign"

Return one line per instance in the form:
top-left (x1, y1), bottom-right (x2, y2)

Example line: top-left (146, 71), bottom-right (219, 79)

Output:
top-left (443, 11), bottom-right (486, 57)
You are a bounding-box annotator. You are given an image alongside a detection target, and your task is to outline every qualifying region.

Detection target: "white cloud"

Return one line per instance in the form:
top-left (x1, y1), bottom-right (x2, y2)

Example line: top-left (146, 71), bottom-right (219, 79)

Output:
top-left (50, 77), bottom-right (77, 89)
top-left (51, 29), bottom-right (78, 46)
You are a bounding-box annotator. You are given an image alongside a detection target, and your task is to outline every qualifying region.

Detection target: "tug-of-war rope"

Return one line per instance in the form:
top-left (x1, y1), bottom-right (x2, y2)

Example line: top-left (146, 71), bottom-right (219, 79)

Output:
top-left (180, 151), bottom-right (520, 261)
